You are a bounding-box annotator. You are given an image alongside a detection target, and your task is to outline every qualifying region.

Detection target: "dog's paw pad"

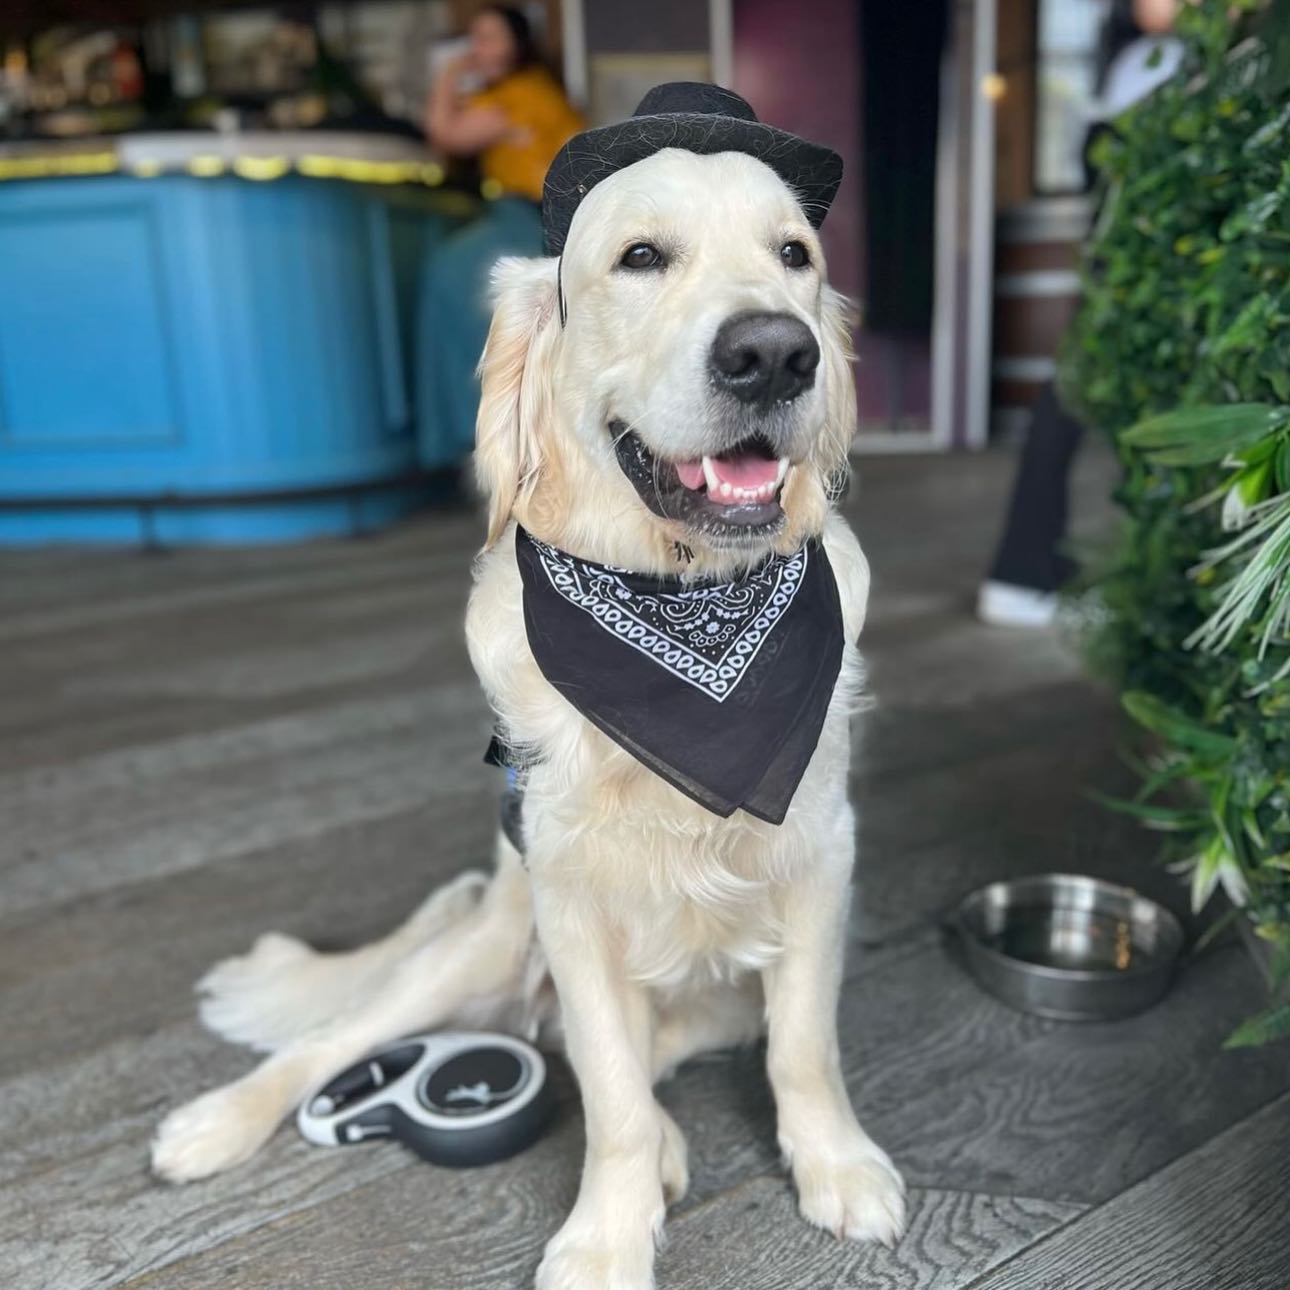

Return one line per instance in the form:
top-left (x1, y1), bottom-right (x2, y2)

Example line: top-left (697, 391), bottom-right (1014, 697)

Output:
top-left (150, 1083), bottom-right (279, 1183)
top-left (793, 1146), bottom-right (906, 1247)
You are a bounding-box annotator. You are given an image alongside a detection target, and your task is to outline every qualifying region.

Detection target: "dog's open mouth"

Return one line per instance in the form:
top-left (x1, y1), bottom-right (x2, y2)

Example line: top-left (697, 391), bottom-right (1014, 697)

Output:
top-left (611, 421), bottom-right (790, 539)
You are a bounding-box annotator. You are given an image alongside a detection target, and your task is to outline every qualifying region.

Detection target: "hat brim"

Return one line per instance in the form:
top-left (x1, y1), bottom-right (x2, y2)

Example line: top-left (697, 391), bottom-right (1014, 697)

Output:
top-left (542, 112), bottom-right (843, 255)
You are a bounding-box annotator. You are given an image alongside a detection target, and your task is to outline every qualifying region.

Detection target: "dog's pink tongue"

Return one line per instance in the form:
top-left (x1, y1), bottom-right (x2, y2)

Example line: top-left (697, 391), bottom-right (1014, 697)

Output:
top-left (676, 460), bottom-right (706, 491)
top-left (709, 452), bottom-right (780, 490)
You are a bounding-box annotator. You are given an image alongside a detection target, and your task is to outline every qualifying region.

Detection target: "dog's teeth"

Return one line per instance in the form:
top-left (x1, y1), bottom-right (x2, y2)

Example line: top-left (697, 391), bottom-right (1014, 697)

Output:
top-left (701, 457), bottom-right (786, 504)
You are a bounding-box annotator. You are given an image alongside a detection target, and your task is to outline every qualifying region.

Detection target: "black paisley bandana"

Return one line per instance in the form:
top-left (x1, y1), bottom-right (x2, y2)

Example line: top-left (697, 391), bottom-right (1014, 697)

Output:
top-left (511, 526), bottom-right (845, 824)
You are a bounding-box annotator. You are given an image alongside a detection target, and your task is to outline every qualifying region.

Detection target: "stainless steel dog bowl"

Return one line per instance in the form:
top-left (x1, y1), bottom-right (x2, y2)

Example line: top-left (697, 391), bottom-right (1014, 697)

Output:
top-left (952, 874), bottom-right (1184, 1020)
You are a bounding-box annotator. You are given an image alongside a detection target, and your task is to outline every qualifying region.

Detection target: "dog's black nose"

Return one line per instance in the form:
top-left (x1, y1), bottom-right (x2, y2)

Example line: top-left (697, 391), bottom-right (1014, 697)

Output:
top-left (710, 312), bottom-right (820, 407)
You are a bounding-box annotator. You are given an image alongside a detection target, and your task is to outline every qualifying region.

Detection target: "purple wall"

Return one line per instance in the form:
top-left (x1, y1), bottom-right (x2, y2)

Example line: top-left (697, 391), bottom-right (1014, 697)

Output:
top-left (584, 0), bottom-right (710, 54)
top-left (732, 0), bottom-right (863, 301)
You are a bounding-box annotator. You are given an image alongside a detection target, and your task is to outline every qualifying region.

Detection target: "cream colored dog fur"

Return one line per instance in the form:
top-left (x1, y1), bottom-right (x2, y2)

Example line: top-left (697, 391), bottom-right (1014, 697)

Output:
top-left (151, 148), bottom-right (905, 1290)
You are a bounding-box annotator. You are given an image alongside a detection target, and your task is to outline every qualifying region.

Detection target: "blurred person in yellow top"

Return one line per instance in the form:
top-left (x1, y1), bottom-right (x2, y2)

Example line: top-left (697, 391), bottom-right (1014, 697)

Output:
top-left (417, 5), bottom-right (583, 467)
top-left (428, 5), bottom-right (583, 203)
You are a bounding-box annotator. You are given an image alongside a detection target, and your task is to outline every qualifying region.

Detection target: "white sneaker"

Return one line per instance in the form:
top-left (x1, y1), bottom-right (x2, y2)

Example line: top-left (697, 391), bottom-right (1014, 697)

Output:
top-left (976, 580), bottom-right (1059, 627)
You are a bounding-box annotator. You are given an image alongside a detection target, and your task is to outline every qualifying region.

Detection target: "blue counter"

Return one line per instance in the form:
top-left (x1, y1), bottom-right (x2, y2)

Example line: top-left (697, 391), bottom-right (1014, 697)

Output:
top-left (0, 139), bottom-right (470, 545)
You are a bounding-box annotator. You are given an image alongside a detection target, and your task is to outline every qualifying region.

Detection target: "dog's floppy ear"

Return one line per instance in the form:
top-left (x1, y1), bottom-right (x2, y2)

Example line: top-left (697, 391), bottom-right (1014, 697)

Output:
top-left (475, 256), bottom-right (561, 546)
top-left (815, 285), bottom-right (859, 486)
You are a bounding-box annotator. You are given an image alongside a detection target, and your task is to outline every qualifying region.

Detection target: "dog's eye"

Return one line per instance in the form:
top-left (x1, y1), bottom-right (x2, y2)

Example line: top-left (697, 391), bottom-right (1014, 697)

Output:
top-left (780, 241), bottom-right (811, 270)
top-left (620, 243), bottom-right (664, 271)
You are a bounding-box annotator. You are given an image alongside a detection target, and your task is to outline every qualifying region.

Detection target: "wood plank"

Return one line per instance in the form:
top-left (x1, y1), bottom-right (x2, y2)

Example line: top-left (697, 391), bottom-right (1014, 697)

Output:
top-left (4, 843), bottom-right (1277, 1286)
top-left (0, 684), bottom-right (493, 917)
top-left (0, 1007), bottom-right (583, 1290)
top-left (663, 928), bottom-right (1287, 1212)
top-left (112, 1173), bottom-right (1081, 1290)
top-left (853, 715), bottom-right (1125, 865)
top-left (833, 935), bottom-right (1287, 1206)
top-left (973, 1093), bottom-right (1290, 1290)
top-left (0, 506), bottom-right (480, 624)
top-left (0, 545), bottom-right (462, 646)
top-left (660, 1178), bottom-right (1081, 1290)
top-left (0, 1027), bottom-right (575, 1290)
top-left (0, 554), bottom-right (475, 773)
top-left (0, 796), bottom-right (499, 1081)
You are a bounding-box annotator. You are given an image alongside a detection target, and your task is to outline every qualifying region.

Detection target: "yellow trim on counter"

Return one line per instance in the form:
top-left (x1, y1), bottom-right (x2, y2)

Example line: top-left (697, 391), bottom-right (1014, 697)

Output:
top-left (0, 150), bottom-right (446, 188)
top-left (297, 155), bottom-right (426, 185)
top-left (232, 155), bottom-right (291, 181)
top-left (0, 151), bottom-right (118, 180)
top-left (186, 155), bottom-right (227, 177)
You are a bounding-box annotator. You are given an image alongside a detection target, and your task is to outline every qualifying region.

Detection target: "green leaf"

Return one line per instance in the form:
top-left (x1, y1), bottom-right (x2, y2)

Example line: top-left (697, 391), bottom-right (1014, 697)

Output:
top-left (1135, 757), bottom-right (1195, 801)
top-left (1191, 835), bottom-right (1229, 912)
top-left (1243, 808), bottom-right (1269, 851)
top-left (1276, 438), bottom-right (1290, 493)
top-left (1121, 691), bottom-right (1238, 757)
top-left (1195, 905), bottom-right (1241, 951)
top-left (1237, 456), bottom-right (1274, 506)
top-left (1087, 788), bottom-right (1208, 831)
top-left (1120, 404), bottom-right (1286, 465)
top-left (1237, 435), bottom-right (1281, 467)
top-left (1224, 1002), bottom-right (1290, 1048)
top-left (1270, 931), bottom-right (1290, 990)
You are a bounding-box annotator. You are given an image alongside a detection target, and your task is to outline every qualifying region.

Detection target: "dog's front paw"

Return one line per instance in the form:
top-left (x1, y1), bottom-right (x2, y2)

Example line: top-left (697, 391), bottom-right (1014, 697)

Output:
top-left (788, 1136), bottom-right (906, 1247)
top-left (151, 1080), bottom-right (282, 1183)
top-left (536, 1226), bottom-right (656, 1290)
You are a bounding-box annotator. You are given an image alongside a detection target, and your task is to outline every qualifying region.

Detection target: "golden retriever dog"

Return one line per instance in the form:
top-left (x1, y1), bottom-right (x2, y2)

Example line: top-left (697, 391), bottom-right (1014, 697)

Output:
top-left (152, 134), bottom-right (905, 1288)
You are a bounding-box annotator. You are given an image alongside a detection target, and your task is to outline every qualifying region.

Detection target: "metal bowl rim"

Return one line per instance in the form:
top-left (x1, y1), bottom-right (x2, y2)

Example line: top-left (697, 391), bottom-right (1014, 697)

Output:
top-left (952, 872), bottom-right (1185, 983)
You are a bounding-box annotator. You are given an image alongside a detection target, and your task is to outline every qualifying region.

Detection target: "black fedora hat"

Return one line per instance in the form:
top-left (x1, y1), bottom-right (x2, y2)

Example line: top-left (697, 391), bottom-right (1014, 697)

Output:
top-left (541, 82), bottom-right (843, 256)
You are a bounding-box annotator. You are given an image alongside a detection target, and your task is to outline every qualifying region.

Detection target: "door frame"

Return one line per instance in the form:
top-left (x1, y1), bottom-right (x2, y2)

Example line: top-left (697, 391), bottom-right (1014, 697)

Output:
top-left (930, 0), bottom-right (997, 450)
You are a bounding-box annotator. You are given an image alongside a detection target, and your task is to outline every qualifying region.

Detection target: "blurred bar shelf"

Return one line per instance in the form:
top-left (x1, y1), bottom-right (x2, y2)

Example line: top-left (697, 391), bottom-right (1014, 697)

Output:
top-left (0, 131), bottom-right (468, 545)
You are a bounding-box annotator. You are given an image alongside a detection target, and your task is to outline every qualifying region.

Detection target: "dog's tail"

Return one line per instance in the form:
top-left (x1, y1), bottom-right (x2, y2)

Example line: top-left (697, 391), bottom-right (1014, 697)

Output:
top-left (152, 833), bottom-right (549, 1183)
top-left (197, 833), bottom-right (546, 1054)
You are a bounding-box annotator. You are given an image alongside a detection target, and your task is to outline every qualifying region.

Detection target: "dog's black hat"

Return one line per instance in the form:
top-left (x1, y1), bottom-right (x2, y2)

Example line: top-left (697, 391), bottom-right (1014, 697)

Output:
top-left (541, 82), bottom-right (843, 256)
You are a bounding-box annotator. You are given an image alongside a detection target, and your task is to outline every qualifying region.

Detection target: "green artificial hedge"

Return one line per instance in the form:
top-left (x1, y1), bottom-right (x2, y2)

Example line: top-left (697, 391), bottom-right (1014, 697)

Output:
top-left (1061, 0), bottom-right (1290, 1045)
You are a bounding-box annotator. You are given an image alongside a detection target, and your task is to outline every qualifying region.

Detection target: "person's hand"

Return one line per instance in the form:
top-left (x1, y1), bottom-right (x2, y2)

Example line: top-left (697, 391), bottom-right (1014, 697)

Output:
top-left (442, 50), bottom-right (477, 82)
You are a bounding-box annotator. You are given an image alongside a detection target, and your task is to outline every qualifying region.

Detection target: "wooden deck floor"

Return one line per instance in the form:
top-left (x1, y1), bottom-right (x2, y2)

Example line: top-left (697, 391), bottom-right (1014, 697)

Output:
top-left (2, 448), bottom-right (1286, 1290)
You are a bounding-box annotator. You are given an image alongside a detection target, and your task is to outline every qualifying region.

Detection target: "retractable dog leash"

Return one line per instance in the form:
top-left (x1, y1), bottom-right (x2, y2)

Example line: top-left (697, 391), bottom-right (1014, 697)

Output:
top-left (297, 1032), bottom-right (552, 1168)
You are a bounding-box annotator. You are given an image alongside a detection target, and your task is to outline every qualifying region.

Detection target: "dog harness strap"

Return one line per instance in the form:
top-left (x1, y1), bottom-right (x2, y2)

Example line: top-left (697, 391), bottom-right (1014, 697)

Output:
top-left (511, 526), bottom-right (845, 824)
top-left (556, 256), bottom-right (567, 329)
top-left (484, 732), bottom-right (530, 856)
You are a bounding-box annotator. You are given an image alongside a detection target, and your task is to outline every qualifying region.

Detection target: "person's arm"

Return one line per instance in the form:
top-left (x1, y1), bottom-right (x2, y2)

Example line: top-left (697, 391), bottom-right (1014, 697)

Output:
top-left (426, 56), bottom-right (513, 156)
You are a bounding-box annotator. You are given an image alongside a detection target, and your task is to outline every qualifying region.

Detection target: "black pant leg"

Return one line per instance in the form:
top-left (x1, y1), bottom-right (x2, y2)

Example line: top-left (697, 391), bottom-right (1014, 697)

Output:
top-left (988, 382), bottom-right (1085, 593)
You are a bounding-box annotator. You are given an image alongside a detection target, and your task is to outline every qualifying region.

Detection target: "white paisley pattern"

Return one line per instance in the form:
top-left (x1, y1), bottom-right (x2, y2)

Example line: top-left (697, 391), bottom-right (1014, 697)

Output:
top-left (529, 536), bottom-right (808, 702)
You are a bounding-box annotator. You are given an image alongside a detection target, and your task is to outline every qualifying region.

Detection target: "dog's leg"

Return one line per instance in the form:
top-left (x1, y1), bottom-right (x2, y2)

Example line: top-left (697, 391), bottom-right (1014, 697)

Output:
top-left (152, 836), bottom-right (533, 1183)
top-left (533, 885), bottom-right (673, 1290)
top-left (761, 806), bottom-right (905, 1247)
top-left (197, 868), bottom-right (490, 1052)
